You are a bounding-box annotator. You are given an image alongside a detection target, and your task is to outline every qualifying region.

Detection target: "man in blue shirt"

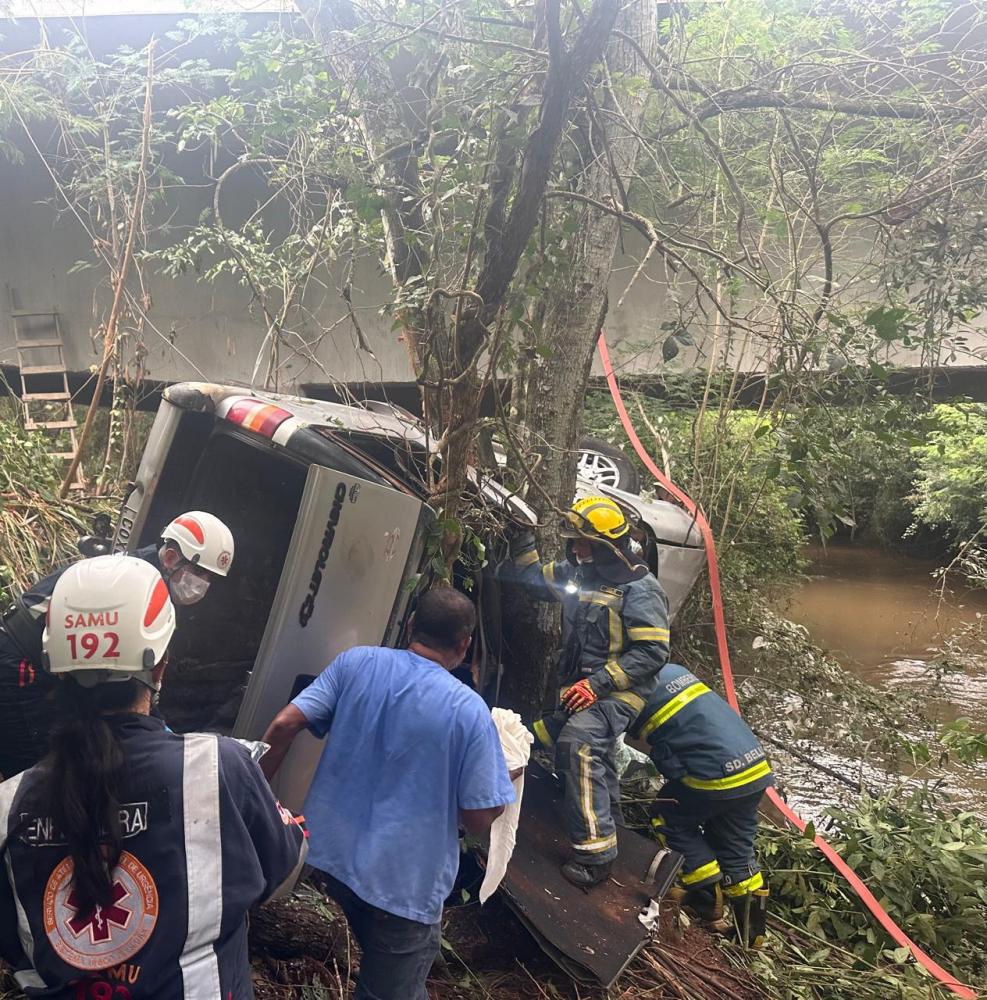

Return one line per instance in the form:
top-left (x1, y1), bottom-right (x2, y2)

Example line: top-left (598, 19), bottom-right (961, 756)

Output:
top-left (261, 588), bottom-right (515, 1000)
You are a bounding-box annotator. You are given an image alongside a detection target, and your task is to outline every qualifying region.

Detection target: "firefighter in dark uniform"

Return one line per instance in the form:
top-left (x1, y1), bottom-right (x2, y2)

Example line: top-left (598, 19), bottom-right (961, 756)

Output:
top-left (0, 555), bottom-right (306, 998)
top-left (512, 496), bottom-right (670, 887)
top-left (0, 511), bottom-right (234, 779)
top-left (629, 662), bottom-right (774, 947)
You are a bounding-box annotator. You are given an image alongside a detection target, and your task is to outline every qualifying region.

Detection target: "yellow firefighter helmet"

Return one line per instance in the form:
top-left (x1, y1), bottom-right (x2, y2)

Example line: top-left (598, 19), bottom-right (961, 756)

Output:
top-left (561, 496), bottom-right (630, 542)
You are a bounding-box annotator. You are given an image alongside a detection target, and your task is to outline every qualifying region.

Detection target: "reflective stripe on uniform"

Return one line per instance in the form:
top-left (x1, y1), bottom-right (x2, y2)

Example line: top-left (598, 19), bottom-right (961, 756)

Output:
top-left (612, 690), bottom-right (646, 713)
top-left (541, 563), bottom-right (568, 599)
top-left (638, 682), bottom-right (711, 740)
top-left (572, 833), bottom-right (618, 853)
top-left (650, 816), bottom-right (667, 847)
top-left (0, 773), bottom-right (37, 979)
top-left (532, 718), bottom-right (553, 749)
top-left (560, 683), bottom-right (642, 711)
top-left (724, 871), bottom-right (765, 897)
top-left (681, 759), bottom-right (772, 792)
top-left (627, 626), bottom-right (671, 642)
top-left (13, 970), bottom-right (46, 989)
top-left (0, 771), bottom-right (26, 857)
top-left (682, 859), bottom-right (721, 885)
top-left (577, 746), bottom-right (598, 840)
top-left (603, 606), bottom-right (632, 690)
top-left (515, 550), bottom-right (539, 569)
top-left (604, 659), bottom-right (632, 691)
top-left (179, 734), bottom-right (223, 999)
top-left (608, 607), bottom-right (623, 659)
top-left (578, 591), bottom-right (621, 608)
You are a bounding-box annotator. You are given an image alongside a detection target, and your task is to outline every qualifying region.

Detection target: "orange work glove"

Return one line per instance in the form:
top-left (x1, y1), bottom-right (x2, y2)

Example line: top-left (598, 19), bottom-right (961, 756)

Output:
top-left (562, 679), bottom-right (598, 712)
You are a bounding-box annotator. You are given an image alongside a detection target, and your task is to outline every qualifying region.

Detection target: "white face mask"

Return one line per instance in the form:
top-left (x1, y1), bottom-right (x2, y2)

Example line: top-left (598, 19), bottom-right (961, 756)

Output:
top-left (169, 567), bottom-right (211, 606)
top-left (575, 553), bottom-right (595, 565)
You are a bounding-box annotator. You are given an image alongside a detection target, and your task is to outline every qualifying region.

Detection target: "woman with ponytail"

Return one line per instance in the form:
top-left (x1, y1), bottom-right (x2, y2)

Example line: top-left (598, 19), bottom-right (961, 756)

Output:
top-left (0, 556), bottom-right (306, 999)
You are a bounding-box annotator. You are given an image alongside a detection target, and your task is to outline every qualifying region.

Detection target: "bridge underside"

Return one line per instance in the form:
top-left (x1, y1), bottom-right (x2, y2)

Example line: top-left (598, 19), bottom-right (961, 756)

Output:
top-left (1, 364), bottom-right (985, 416)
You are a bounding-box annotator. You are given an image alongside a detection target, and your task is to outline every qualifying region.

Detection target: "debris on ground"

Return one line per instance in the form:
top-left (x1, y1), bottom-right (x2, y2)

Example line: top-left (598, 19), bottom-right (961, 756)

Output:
top-left (248, 884), bottom-right (764, 999)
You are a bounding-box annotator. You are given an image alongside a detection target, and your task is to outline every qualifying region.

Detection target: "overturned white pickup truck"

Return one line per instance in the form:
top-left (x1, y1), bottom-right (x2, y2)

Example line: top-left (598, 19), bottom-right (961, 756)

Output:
top-left (114, 381), bottom-right (704, 810)
top-left (112, 381), bottom-right (704, 985)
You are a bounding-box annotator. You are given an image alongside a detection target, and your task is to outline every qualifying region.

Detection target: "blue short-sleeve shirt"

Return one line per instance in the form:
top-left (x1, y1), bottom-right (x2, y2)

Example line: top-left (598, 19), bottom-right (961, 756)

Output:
top-left (291, 646), bottom-right (515, 924)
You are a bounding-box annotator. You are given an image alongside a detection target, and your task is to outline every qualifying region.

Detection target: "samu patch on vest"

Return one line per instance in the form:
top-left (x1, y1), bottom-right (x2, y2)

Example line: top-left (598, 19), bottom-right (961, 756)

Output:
top-left (598, 585), bottom-right (622, 597)
top-left (43, 851), bottom-right (159, 970)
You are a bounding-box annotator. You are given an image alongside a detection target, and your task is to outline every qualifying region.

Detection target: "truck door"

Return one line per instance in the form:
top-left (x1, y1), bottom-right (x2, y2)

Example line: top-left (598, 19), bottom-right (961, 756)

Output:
top-left (234, 465), bottom-right (431, 812)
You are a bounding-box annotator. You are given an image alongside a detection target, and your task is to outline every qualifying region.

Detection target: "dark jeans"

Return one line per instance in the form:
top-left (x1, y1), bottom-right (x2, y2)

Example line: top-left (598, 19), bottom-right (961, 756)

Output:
top-left (315, 870), bottom-right (441, 1000)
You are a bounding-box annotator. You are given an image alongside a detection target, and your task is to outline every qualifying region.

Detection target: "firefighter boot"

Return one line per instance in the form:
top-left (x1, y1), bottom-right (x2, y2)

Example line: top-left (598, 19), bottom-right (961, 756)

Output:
top-left (733, 888), bottom-right (769, 949)
top-left (667, 884), bottom-right (731, 934)
top-left (665, 884), bottom-right (690, 906)
top-left (561, 861), bottom-right (612, 888)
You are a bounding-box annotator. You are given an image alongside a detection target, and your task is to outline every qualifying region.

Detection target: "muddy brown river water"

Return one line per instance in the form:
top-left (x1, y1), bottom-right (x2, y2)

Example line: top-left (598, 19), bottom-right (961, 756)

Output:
top-left (789, 544), bottom-right (987, 731)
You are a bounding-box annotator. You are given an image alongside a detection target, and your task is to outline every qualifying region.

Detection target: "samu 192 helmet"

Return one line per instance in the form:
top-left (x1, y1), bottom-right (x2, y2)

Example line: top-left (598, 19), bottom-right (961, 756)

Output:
top-left (43, 555), bottom-right (176, 689)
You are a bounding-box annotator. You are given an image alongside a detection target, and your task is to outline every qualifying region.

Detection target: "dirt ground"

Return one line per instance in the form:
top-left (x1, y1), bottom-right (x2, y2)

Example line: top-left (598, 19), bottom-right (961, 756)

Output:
top-left (0, 880), bottom-right (761, 998)
top-left (250, 884), bottom-right (764, 1000)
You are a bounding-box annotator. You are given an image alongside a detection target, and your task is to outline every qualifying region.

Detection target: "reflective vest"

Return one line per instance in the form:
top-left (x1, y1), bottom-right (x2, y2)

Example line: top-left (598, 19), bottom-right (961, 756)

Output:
top-left (0, 715), bottom-right (307, 998)
top-left (630, 664), bottom-right (774, 798)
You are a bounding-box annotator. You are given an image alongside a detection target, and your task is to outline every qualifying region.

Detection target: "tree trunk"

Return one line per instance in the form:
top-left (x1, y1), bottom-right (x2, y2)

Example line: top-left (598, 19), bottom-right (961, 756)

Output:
top-left (499, 0), bottom-right (659, 714)
top-left (298, 0), bottom-right (622, 576)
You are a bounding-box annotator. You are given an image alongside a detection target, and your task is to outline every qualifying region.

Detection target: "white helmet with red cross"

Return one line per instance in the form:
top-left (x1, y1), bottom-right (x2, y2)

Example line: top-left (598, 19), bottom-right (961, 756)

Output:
top-left (43, 555), bottom-right (176, 689)
top-left (160, 510), bottom-right (235, 577)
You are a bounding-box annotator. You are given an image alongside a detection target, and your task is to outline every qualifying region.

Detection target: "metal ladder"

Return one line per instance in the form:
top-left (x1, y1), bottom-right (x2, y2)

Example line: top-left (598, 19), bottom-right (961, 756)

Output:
top-left (10, 302), bottom-right (85, 489)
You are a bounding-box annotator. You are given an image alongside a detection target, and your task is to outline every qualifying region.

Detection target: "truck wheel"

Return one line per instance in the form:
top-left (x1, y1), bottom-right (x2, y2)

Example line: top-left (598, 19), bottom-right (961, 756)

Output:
top-left (577, 436), bottom-right (641, 494)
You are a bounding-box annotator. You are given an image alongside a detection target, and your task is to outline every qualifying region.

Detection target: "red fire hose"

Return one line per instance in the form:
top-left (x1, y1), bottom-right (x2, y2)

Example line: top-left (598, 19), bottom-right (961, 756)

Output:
top-left (597, 332), bottom-right (976, 999)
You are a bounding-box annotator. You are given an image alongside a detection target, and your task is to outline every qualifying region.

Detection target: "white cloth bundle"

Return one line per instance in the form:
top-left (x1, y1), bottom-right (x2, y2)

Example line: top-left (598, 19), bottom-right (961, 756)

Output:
top-left (479, 708), bottom-right (533, 903)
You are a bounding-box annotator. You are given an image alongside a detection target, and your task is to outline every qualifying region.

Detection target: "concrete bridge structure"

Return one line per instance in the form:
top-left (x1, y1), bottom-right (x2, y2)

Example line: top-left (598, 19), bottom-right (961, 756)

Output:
top-left (1, 6), bottom-right (985, 413)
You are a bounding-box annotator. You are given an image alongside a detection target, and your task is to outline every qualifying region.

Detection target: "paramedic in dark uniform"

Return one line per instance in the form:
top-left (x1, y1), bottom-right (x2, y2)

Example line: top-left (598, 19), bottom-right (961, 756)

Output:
top-left (629, 661), bottom-right (774, 948)
top-left (0, 554), bottom-right (306, 998)
top-left (0, 511), bottom-right (234, 778)
top-left (511, 496), bottom-right (670, 887)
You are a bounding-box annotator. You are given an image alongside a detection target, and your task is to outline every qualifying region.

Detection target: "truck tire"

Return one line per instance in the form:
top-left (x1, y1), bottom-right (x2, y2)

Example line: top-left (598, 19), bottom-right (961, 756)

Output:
top-left (577, 436), bottom-right (641, 494)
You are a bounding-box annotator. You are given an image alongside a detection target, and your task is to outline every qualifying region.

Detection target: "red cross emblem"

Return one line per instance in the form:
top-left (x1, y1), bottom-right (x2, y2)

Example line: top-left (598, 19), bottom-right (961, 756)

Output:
top-left (66, 882), bottom-right (131, 943)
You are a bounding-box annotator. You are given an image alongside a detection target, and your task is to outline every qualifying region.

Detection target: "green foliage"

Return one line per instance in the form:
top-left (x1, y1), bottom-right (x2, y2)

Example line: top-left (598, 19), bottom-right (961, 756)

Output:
top-left (0, 418), bottom-right (63, 494)
top-left (911, 404), bottom-right (987, 546)
top-left (584, 390), bottom-right (807, 598)
top-left (0, 417), bottom-right (117, 602)
top-left (779, 397), bottom-right (930, 546)
top-left (757, 791), bottom-right (987, 992)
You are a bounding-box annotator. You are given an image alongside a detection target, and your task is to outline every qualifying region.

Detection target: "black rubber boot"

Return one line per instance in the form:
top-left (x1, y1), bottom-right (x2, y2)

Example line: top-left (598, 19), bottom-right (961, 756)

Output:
top-left (733, 888), bottom-right (769, 949)
top-left (561, 860), bottom-right (613, 888)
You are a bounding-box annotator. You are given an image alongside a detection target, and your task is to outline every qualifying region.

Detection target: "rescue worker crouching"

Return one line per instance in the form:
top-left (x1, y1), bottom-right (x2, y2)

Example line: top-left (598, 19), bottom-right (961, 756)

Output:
top-left (511, 496), bottom-right (670, 888)
top-left (0, 555), bottom-right (306, 998)
top-left (0, 510), bottom-right (235, 779)
top-left (629, 662), bottom-right (774, 948)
